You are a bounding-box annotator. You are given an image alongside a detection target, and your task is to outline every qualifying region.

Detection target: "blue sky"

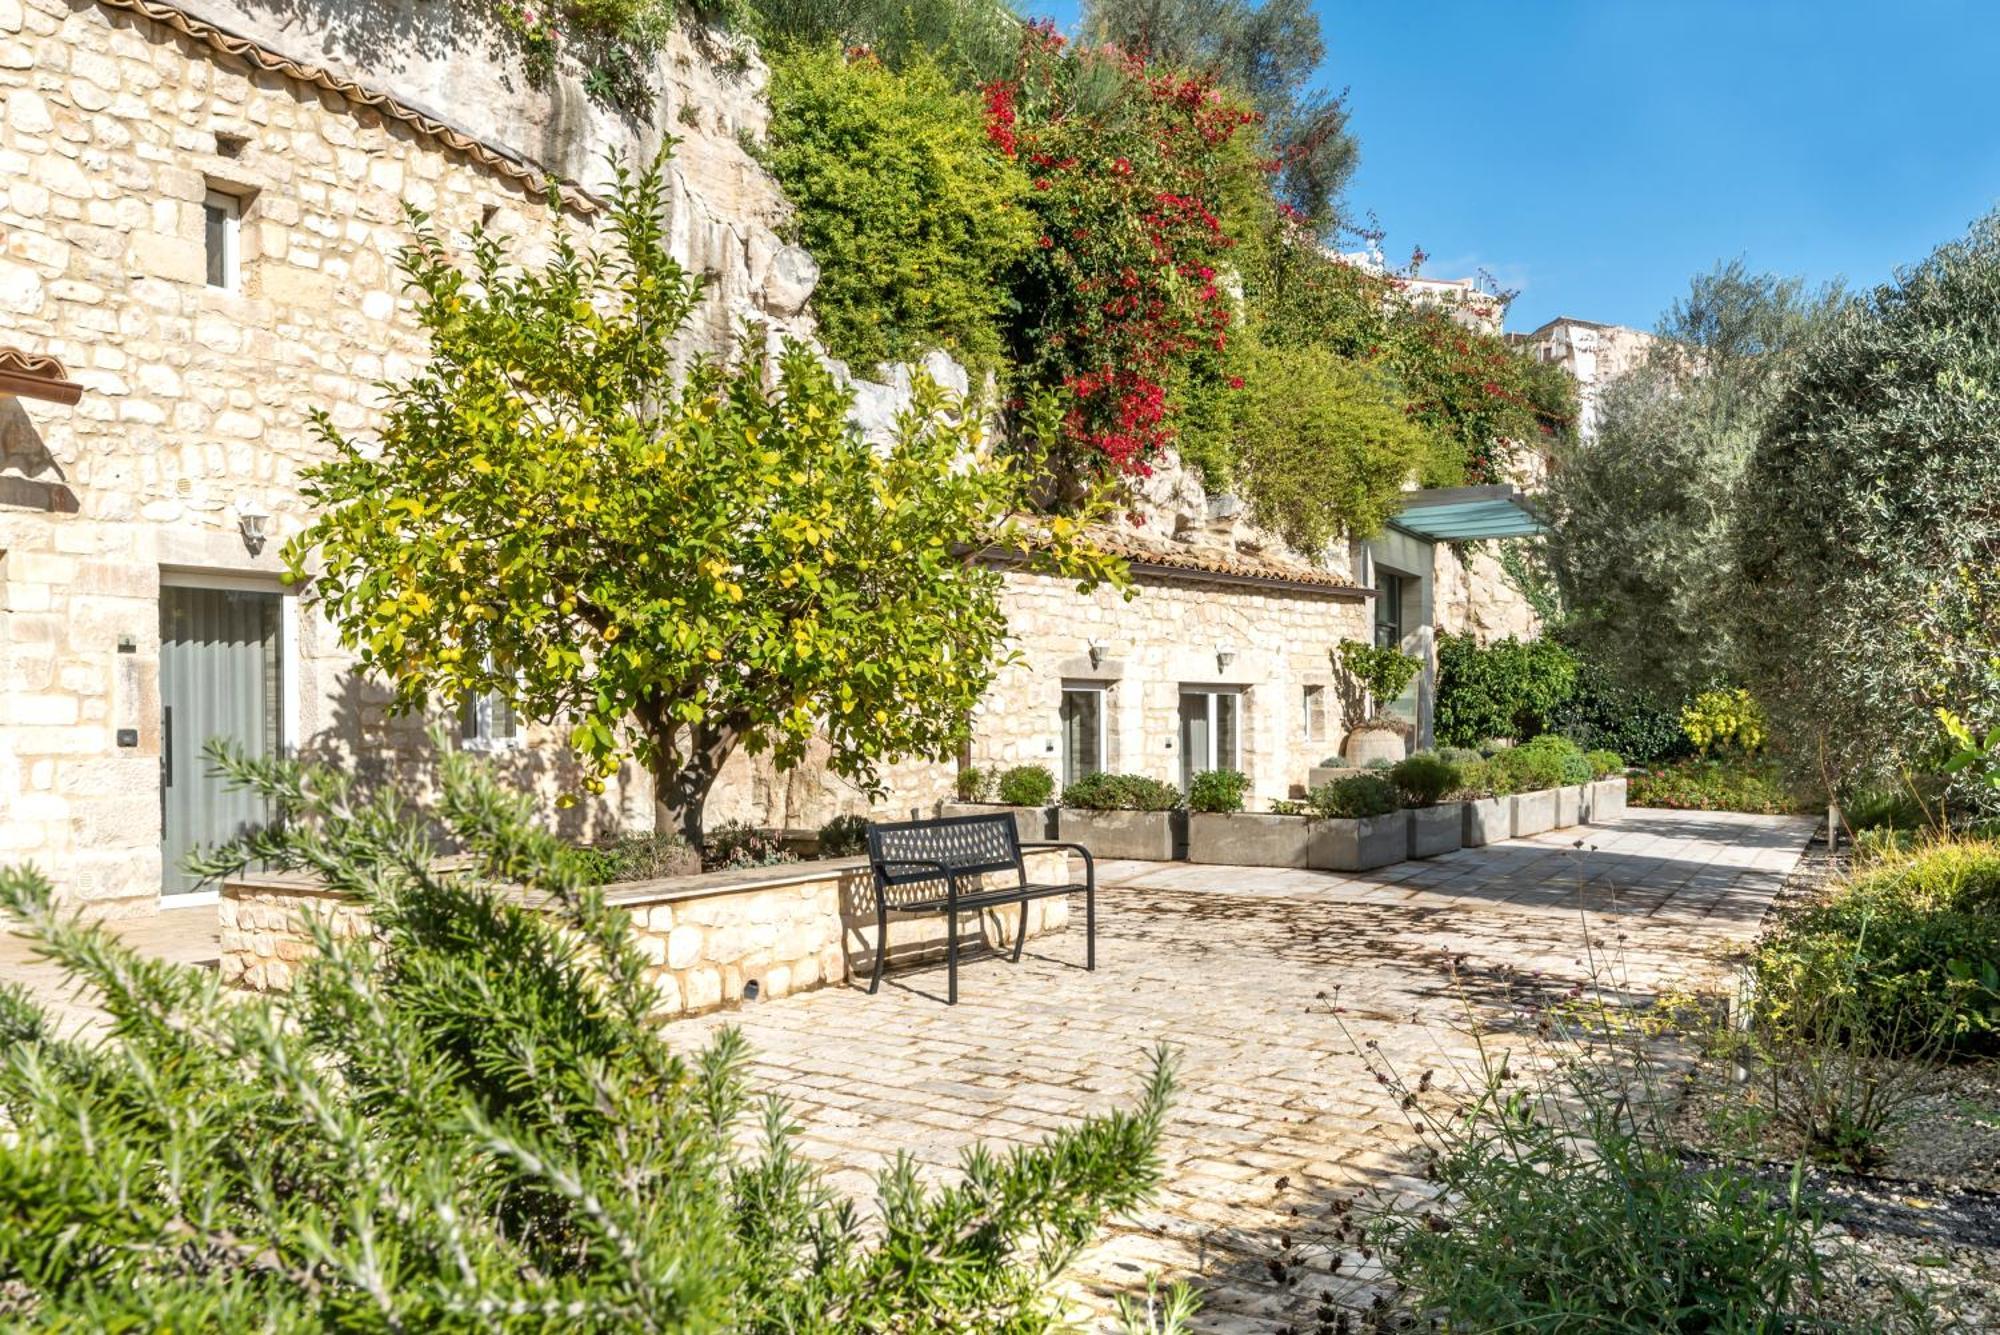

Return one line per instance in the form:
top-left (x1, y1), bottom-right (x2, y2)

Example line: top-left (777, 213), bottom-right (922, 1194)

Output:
top-left (1032, 2), bottom-right (2000, 332)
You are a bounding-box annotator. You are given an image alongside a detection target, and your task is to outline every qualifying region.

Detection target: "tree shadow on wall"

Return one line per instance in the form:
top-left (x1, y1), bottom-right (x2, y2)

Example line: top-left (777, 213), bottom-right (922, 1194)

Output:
top-left (299, 669), bottom-right (639, 849)
top-left (0, 399), bottom-right (79, 514)
top-left (228, 0), bottom-right (495, 84)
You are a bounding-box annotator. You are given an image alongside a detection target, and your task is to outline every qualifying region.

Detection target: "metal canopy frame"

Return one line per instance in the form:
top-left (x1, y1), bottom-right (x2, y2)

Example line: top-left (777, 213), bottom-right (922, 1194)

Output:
top-left (1387, 484), bottom-right (1545, 542)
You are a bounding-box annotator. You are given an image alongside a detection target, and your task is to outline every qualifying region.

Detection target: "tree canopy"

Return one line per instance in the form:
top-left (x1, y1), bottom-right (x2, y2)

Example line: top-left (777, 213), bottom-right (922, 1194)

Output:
top-left (287, 153), bottom-right (1123, 841)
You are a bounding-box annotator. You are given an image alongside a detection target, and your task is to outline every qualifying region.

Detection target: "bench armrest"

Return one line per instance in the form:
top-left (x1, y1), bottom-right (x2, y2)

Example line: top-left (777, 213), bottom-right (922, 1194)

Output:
top-left (1016, 841), bottom-right (1095, 883)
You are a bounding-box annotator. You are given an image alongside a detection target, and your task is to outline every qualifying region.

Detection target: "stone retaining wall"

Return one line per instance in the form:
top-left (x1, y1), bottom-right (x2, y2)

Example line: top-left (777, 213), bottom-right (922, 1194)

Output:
top-left (221, 848), bottom-right (1073, 1015)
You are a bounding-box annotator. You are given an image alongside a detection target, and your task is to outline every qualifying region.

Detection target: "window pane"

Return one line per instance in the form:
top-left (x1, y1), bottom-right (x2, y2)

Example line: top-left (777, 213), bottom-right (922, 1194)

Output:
top-left (1178, 692), bottom-right (1209, 790)
top-left (490, 691), bottom-right (516, 741)
top-left (1061, 689), bottom-right (1101, 785)
top-left (458, 691), bottom-right (480, 741)
top-left (1375, 575), bottom-right (1402, 648)
top-left (204, 202), bottom-right (228, 287)
top-left (1215, 693), bottom-right (1238, 770)
top-left (1302, 684), bottom-right (1324, 741)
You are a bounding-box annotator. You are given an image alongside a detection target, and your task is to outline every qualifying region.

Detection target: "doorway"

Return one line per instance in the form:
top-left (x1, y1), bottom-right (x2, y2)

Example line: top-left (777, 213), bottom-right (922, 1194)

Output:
top-left (159, 582), bottom-right (284, 896)
top-left (1178, 688), bottom-right (1240, 789)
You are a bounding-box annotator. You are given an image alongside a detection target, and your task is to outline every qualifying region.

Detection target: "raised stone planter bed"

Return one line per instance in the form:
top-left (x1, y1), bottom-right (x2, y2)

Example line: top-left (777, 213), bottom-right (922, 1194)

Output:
top-left (1407, 803), bottom-right (1465, 859)
top-left (1188, 811), bottom-right (1311, 867)
top-left (1306, 764), bottom-right (1370, 792)
top-left (937, 801), bottom-right (1051, 844)
top-left (221, 850), bottom-right (1071, 1016)
top-left (1556, 784), bottom-right (1585, 828)
top-left (1310, 811), bottom-right (1410, 872)
top-left (1055, 808), bottom-right (1179, 862)
top-left (1462, 796), bottom-right (1512, 847)
top-left (1512, 788), bottom-right (1558, 837)
top-left (1589, 776), bottom-right (1628, 823)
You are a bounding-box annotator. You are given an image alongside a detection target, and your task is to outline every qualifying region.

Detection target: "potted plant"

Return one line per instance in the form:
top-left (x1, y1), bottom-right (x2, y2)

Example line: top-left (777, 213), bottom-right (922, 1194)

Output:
top-left (940, 764), bottom-right (1054, 842)
top-left (1055, 772), bottom-right (1182, 861)
top-left (1306, 773), bottom-right (1408, 872)
top-left (1186, 769), bottom-right (1312, 867)
top-left (1335, 639), bottom-right (1420, 768)
top-left (1454, 752), bottom-right (1512, 847)
top-left (1390, 752), bottom-right (1465, 859)
top-left (1584, 749), bottom-right (1627, 822)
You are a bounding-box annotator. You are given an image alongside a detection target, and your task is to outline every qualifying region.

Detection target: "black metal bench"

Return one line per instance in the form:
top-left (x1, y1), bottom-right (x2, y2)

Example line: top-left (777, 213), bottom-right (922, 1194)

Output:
top-left (865, 812), bottom-right (1095, 1004)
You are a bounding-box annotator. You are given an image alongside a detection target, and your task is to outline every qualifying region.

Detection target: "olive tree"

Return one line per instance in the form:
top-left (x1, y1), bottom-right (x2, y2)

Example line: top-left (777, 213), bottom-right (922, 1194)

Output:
top-left (288, 152), bottom-right (1122, 842)
top-left (1734, 213), bottom-right (2000, 805)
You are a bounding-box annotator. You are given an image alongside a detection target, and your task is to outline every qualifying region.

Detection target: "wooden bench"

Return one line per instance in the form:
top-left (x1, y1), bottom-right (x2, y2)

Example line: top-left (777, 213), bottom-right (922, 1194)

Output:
top-left (865, 812), bottom-right (1095, 1005)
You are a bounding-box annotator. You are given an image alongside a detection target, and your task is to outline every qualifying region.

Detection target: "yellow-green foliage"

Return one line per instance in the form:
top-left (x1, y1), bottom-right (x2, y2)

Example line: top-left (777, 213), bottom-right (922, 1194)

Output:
top-left (763, 47), bottom-right (1035, 376)
top-left (1226, 339), bottom-right (1436, 554)
top-left (1681, 687), bottom-right (1767, 755)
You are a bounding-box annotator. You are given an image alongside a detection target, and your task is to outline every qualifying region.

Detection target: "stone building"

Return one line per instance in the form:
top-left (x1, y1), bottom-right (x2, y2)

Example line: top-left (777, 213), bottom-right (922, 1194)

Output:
top-left (1, 0), bottom-right (1544, 914)
top-left (1512, 315), bottom-right (1655, 440)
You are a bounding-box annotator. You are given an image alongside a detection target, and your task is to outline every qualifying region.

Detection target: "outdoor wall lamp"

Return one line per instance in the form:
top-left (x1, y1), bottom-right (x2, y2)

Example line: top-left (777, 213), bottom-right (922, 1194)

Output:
top-left (1216, 644), bottom-right (1237, 672)
top-left (238, 505), bottom-right (268, 555)
top-left (1087, 638), bottom-right (1109, 669)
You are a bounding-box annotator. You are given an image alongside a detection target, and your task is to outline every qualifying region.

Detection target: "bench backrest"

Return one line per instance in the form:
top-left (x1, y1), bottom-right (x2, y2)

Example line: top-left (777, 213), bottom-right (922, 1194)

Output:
top-left (868, 813), bottom-right (1023, 886)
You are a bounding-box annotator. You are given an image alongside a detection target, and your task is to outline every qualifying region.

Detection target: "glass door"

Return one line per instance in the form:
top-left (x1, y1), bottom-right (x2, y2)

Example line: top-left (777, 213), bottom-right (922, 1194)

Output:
top-left (160, 585), bottom-right (282, 895)
top-left (1060, 685), bottom-right (1105, 787)
top-left (1178, 689), bottom-right (1239, 789)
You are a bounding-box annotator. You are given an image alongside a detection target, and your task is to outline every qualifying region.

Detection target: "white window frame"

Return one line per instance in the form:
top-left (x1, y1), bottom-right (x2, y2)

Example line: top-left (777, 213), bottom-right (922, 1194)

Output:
top-left (1180, 686), bottom-right (1242, 783)
top-left (203, 188), bottom-right (241, 291)
top-left (1301, 683), bottom-right (1326, 743)
top-left (457, 661), bottom-right (522, 753)
top-left (1059, 682), bottom-right (1108, 788)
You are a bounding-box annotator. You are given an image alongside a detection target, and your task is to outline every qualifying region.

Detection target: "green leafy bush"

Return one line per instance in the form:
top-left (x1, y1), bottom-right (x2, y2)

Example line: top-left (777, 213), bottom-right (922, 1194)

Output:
top-left (703, 820), bottom-right (798, 871)
top-left (1524, 734), bottom-right (1594, 786)
top-left (1223, 340), bottom-right (1435, 553)
top-left (1308, 774), bottom-right (1399, 819)
top-left (1434, 632), bottom-right (1579, 747)
top-left (955, 766), bottom-right (993, 802)
top-left (762, 47), bottom-right (1034, 375)
top-left (996, 763), bottom-right (1056, 807)
top-left (1548, 658), bottom-right (1691, 766)
top-left (817, 813), bottom-right (870, 857)
top-left (1755, 838), bottom-right (2000, 1056)
top-left (0, 740), bottom-right (1175, 1327)
top-left (1485, 737), bottom-right (1582, 794)
top-left (1584, 749), bottom-right (1625, 779)
top-left (577, 831), bottom-right (701, 883)
top-left (1337, 638), bottom-right (1421, 718)
top-left (1629, 758), bottom-right (1806, 814)
top-left (1186, 769), bottom-right (1250, 814)
top-left (1682, 686), bottom-right (1768, 755)
top-left (1389, 752), bottom-right (1462, 807)
top-left (1061, 772), bottom-right (1182, 812)
top-left (1451, 756), bottom-right (1494, 799)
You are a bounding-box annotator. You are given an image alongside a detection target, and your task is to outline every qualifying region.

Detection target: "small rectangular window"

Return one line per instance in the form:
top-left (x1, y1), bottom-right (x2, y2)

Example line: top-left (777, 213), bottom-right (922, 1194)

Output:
top-left (1060, 686), bottom-right (1105, 788)
top-left (1301, 684), bottom-right (1325, 742)
top-left (203, 189), bottom-right (241, 291)
top-left (458, 686), bottom-right (519, 751)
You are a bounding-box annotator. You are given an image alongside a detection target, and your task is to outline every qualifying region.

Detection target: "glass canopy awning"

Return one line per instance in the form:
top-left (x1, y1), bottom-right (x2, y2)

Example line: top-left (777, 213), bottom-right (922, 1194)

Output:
top-left (1388, 484), bottom-right (1544, 541)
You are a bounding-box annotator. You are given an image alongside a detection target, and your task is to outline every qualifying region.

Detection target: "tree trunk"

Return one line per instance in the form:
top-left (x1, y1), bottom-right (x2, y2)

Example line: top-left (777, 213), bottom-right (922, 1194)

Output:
top-left (650, 717), bottom-right (744, 850)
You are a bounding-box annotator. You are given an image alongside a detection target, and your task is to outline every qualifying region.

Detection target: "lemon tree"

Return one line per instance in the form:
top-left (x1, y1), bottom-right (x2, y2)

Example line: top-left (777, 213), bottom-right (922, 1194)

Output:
top-left (289, 151), bottom-right (1123, 842)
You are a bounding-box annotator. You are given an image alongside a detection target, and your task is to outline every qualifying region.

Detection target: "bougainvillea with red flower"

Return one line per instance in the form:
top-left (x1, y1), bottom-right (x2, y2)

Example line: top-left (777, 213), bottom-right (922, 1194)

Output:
top-left (986, 23), bottom-right (1262, 481)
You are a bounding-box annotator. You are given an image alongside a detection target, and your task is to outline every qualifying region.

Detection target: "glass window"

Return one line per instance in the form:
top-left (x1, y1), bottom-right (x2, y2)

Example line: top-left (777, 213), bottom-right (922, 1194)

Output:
top-left (1060, 687), bottom-right (1104, 786)
top-left (458, 669), bottom-right (519, 751)
top-left (1178, 689), bottom-right (1240, 789)
top-left (1302, 684), bottom-right (1326, 742)
top-left (204, 189), bottom-right (241, 291)
top-left (1374, 572), bottom-right (1404, 649)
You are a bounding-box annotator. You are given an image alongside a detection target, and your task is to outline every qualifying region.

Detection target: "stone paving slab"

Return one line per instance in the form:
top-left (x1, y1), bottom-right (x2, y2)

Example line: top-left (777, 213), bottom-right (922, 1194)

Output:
top-left (675, 810), bottom-right (1815, 1331)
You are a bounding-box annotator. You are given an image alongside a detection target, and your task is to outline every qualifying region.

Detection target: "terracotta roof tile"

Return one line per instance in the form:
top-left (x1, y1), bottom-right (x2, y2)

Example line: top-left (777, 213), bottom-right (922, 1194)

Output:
top-left (0, 346), bottom-right (83, 405)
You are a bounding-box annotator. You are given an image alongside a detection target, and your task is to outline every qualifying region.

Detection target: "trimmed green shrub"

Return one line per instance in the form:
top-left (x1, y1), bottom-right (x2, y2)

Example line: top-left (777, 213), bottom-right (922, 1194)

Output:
top-left (1548, 658), bottom-right (1691, 766)
top-left (1452, 756), bottom-right (1494, 799)
top-left (1186, 769), bottom-right (1250, 814)
top-left (762, 47), bottom-right (1034, 376)
top-left (1390, 752), bottom-right (1462, 807)
top-left (817, 813), bottom-right (870, 857)
top-left (703, 820), bottom-right (797, 871)
top-left (1061, 772), bottom-right (1182, 812)
top-left (1755, 838), bottom-right (2000, 1055)
top-left (1521, 734), bottom-right (1594, 786)
top-left (1682, 686), bottom-right (1768, 755)
top-left (996, 763), bottom-right (1056, 807)
top-left (1485, 736), bottom-right (1584, 794)
top-left (577, 831), bottom-right (700, 883)
top-left (1434, 632), bottom-right (1578, 747)
top-left (1308, 774), bottom-right (1399, 819)
top-left (1438, 746), bottom-right (1484, 767)
top-left (0, 740), bottom-right (1176, 1327)
top-left (1584, 749), bottom-right (1625, 779)
top-left (1629, 758), bottom-right (1807, 814)
top-left (955, 766), bottom-right (993, 802)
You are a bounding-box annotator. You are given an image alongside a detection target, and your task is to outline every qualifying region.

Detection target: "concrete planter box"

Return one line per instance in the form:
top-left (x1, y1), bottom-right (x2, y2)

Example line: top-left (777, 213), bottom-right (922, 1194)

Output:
top-left (1462, 796), bottom-right (1512, 847)
top-left (1407, 803), bottom-right (1465, 859)
top-left (1188, 811), bottom-right (1312, 867)
top-left (1056, 808), bottom-right (1178, 862)
top-left (1310, 810), bottom-right (1411, 872)
top-left (1307, 764), bottom-right (1369, 792)
top-left (1511, 788), bottom-right (1558, 837)
top-left (1555, 784), bottom-right (1586, 828)
top-left (938, 801), bottom-right (1051, 844)
top-left (1588, 777), bottom-right (1628, 823)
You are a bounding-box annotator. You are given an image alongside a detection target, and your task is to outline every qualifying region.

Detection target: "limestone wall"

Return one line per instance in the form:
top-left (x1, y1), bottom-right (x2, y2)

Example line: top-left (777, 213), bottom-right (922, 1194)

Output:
top-left (221, 848), bottom-right (1074, 1014)
top-left (1432, 541), bottom-right (1541, 644)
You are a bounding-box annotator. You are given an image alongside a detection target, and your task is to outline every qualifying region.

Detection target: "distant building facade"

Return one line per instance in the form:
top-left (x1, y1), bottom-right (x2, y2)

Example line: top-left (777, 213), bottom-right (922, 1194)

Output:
top-left (1512, 316), bottom-right (1655, 440)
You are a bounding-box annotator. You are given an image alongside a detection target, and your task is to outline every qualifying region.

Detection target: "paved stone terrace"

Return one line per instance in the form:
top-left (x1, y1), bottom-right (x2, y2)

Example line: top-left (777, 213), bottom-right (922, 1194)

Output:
top-left (676, 808), bottom-right (1816, 1331)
